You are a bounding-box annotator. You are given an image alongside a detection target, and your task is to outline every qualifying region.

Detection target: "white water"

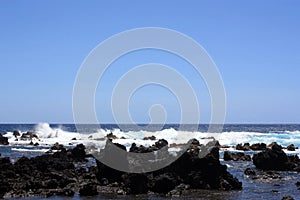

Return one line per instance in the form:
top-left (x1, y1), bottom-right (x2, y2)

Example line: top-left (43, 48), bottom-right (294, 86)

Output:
top-left (3, 123), bottom-right (300, 154)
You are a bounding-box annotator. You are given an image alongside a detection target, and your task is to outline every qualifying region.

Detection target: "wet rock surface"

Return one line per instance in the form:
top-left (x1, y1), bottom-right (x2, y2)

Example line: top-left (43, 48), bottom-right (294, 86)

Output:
top-left (0, 134), bottom-right (9, 145)
top-left (224, 151), bottom-right (251, 161)
top-left (96, 138), bottom-right (242, 194)
top-left (287, 144), bottom-right (296, 151)
top-left (236, 143), bottom-right (250, 151)
top-left (253, 143), bottom-right (300, 171)
top-left (250, 143), bottom-right (267, 151)
top-left (244, 168), bottom-right (282, 180)
top-left (0, 143), bottom-right (97, 198)
top-left (282, 195), bottom-right (295, 200)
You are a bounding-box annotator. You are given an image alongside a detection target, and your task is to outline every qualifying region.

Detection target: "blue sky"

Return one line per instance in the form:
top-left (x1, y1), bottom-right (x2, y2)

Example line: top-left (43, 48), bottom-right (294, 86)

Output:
top-left (0, 1), bottom-right (299, 123)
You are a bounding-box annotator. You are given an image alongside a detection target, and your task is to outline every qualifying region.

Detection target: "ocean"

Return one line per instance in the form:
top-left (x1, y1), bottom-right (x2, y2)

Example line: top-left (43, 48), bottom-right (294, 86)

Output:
top-left (1, 123), bottom-right (300, 199)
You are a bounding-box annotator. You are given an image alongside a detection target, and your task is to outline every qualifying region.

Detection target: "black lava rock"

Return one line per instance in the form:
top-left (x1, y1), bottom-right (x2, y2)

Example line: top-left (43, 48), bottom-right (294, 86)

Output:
top-left (79, 183), bottom-right (98, 196)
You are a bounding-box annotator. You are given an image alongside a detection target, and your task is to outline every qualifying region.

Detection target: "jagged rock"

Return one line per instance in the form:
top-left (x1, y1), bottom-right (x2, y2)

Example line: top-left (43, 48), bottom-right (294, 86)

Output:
top-left (250, 143), bottom-right (267, 151)
top-left (253, 144), bottom-right (288, 170)
top-left (13, 130), bottom-right (20, 138)
top-left (252, 143), bottom-right (300, 171)
top-left (143, 135), bottom-right (156, 140)
top-left (282, 195), bottom-right (295, 200)
top-left (96, 142), bottom-right (128, 183)
top-left (167, 183), bottom-right (189, 197)
top-left (268, 142), bottom-right (281, 149)
top-left (79, 183), bottom-right (98, 196)
top-left (106, 132), bottom-right (117, 140)
top-left (50, 142), bottom-right (66, 151)
top-left (96, 138), bottom-right (242, 195)
top-left (154, 139), bottom-right (168, 149)
top-left (236, 143), bottom-right (250, 151)
top-left (20, 131), bottom-right (38, 141)
top-left (287, 144), bottom-right (296, 151)
top-left (0, 144), bottom-right (99, 198)
top-left (224, 151), bottom-right (251, 161)
top-left (70, 143), bottom-right (86, 161)
top-left (0, 134), bottom-right (9, 145)
top-left (244, 168), bottom-right (256, 175)
top-left (122, 173), bottom-right (148, 194)
top-left (150, 173), bottom-right (178, 194)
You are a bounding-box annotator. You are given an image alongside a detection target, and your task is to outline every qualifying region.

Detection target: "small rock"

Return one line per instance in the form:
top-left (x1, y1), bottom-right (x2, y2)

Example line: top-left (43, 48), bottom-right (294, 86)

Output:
top-left (224, 151), bottom-right (251, 161)
top-left (282, 195), bottom-right (295, 200)
top-left (236, 143), bottom-right (250, 151)
top-left (71, 143), bottom-right (86, 160)
top-left (244, 168), bottom-right (256, 175)
top-left (13, 130), bottom-right (20, 138)
top-left (106, 132), bottom-right (117, 140)
top-left (0, 134), bottom-right (9, 145)
top-left (99, 178), bottom-right (109, 186)
top-left (143, 135), bottom-right (156, 140)
top-left (50, 142), bottom-right (66, 151)
top-left (287, 144), bottom-right (296, 151)
top-left (250, 143), bottom-right (267, 151)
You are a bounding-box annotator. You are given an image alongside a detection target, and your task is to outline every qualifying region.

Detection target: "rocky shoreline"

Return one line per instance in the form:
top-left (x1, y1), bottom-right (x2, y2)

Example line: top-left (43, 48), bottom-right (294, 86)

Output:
top-left (0, 131), bottom-right (300, 199)
top-left (0, 137), bottom-right (243, 198)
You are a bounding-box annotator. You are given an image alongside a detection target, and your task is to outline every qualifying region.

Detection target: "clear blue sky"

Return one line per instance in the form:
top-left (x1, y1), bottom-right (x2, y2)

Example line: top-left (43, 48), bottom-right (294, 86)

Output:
top-left (0, 0), bottom-right (299, 123)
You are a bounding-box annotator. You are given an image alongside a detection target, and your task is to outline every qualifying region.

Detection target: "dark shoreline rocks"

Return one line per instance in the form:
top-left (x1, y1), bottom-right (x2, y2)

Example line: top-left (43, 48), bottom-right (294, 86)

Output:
top-left (253, 143), bottom-right (300, 171)
top-left (3, 137), bottom-right (298, 198)
top-left (0, 139), bottom-right (242, 198)
top-left (224, 151), bottom-right (251, 161)
top-left (0, 143), bottom-right (93, 198)
top-left (96, 139), bottom-right (242, 195)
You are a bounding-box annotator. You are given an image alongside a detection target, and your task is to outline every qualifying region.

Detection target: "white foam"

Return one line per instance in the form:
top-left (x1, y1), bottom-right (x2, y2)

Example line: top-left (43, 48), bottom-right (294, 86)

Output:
top-left (11, 148), bottom-right (49, 152)
top-left (4, 123), bottom-right (300, 155)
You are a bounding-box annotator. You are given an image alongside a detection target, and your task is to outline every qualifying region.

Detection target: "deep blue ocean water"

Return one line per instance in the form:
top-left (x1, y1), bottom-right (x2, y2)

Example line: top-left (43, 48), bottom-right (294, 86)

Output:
top-left (1, 123), bottom-right (300, 133)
